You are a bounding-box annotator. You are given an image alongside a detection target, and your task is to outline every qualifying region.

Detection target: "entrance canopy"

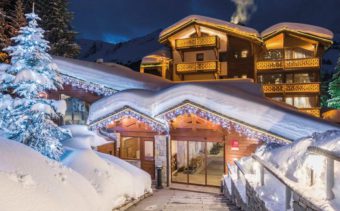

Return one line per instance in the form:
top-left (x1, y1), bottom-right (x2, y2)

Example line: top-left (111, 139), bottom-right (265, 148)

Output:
top-left (88, 82), bottom-right (340, 142)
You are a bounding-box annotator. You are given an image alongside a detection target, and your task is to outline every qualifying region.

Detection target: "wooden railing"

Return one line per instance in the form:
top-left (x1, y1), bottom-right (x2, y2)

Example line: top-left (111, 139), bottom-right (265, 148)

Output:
top-left (257, 58), bottom-right (320, 71)
top-left (262, 83), bottom-right (320, 94)
top-left (176, 61), bottom-right (220, 74)
top-left (175, 36), bottom-right (218, 50)
top-left (298, 108), bottom-right (321, 117)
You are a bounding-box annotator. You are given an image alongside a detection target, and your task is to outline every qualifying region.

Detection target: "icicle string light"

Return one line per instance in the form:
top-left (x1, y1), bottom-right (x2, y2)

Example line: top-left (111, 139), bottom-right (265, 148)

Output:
top-left (89, 102), bottom-right (290, 145)
top-left (157, 102), bottom-right (290, 145)
top-left (89, 107), bottom-right (166, 133)
top-left (62, 75), bottom-right (116, 96)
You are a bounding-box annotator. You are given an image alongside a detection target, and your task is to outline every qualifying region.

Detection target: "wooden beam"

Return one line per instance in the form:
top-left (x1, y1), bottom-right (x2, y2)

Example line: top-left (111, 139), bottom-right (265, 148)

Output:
top-left (194, 24), bottom-right (201, 37)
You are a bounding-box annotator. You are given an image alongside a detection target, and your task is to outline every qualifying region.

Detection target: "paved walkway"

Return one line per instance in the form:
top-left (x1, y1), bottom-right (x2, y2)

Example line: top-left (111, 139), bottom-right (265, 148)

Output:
top-left (127, 188), bottom-right (240, 211)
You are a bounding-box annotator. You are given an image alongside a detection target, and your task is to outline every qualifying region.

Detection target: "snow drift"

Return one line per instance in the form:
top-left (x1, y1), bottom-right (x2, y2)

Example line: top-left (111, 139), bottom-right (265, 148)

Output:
top-left (0, 137), bottom-right (100, 211)
top-left (62, 125), bottom-right (152, 210)
top-left (0, 125), bottom-right (152, 211)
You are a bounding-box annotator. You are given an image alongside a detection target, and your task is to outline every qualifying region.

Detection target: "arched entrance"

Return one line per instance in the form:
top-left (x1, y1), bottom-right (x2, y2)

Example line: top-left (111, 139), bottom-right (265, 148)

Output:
top-left (155, 101), bottom-right (284, 187)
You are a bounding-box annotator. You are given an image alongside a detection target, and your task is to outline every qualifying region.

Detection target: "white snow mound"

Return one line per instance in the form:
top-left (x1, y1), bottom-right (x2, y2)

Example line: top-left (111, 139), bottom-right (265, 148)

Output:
top-left (0, 137), bottom-right (100, 211)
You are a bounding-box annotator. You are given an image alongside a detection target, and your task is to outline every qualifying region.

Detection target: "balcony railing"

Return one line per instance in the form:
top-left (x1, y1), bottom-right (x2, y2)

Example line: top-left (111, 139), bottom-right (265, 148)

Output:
top-left (256, 58), bottom-right (320, 71)
top-left (262, 83), bottom-right (320, 94)
top-left (175, 36), bottom-right (218, 50)
top-left (298, 108), bottom-right (321, 117)
top-left (176, 61), bottom-right (220, 74)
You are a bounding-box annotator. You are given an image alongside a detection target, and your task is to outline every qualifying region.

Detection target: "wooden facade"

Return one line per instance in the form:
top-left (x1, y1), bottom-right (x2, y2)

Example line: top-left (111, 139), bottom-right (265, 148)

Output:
top-left (140, 16), bottom-right (333, 117)
top-left (88, 106), bottom-right (266, 186)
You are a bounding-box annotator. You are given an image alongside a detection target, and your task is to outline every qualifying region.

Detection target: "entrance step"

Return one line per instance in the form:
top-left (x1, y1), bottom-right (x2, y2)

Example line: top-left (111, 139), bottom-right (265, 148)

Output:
top-left (170, 183), bottom-right (220, 194)
top-left (163, 190), bottom-right (241, 211)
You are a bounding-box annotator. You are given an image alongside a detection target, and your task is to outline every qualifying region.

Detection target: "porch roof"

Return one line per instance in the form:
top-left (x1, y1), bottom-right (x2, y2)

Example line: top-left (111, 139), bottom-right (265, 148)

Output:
top-left (88, 83), bottom-right (340, 142)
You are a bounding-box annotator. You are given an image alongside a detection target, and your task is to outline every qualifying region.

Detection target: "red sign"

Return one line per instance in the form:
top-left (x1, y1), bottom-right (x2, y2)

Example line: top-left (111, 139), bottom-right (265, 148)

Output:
top-left (231, 139), bottom-right (239, 151)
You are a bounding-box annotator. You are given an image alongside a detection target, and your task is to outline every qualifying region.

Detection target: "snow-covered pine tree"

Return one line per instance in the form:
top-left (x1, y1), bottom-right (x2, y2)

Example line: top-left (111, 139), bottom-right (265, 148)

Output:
top-left (24, 0), bottom-right (80, 58)
top-left (0, 9), bottom-right (9, 50)
top-left (0, 9), bottom-right (71, 160)
top-left (0, 9), bottom-right (11, 63)
top-left (327, 57), bottom-right (340, 109)
top-left (12, 0), bottom-right (27, 30)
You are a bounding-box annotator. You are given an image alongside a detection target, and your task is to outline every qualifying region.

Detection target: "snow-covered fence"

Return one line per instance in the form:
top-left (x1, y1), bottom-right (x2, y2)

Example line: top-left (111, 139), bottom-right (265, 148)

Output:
top-left (252, 155), bottom-right (292, 210)
top-left (224, 163), bottom-right (249, 210)
top-left (223, 153), bottom-right (330, 211)
top-left (307, 146), bottom-right (340, 200)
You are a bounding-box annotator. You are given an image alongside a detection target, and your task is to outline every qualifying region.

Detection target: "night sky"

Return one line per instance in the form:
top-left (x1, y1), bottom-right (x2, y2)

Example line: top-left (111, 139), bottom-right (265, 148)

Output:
top-left (69, 0), bottom-right (340, 43)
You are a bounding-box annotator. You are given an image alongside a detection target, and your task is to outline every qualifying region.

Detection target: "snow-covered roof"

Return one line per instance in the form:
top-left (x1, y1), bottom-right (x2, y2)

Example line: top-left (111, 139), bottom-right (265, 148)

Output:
top-left (0, 63), bottom-right (9, 72)
top-left (53, 56), bottom-right (172, 91)
top-left (159, 15), bottom-right (261, 43)
top-left (261, 22), bottom-right (334, 41)
top-left (89, 83), bottom-right (340, 142)
top-left (141, 48), bottom-right (171, 64)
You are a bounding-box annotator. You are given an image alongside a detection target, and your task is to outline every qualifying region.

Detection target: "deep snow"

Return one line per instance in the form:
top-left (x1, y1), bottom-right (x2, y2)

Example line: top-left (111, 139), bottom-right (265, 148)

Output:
top-left (0, 125), bottom-right (152, 211)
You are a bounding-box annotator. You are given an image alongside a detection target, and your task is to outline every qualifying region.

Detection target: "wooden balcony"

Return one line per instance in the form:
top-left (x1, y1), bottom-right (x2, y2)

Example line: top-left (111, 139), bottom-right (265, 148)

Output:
top-left (175, 36), bottom-right (218, 50)
top-left (298, 108), bottom-right (321, 117)
top-left (176, 61), bottom-right (220, 74)
top-left (262, 83), bottom-right (320, 94)
top-left (256, 58), bottom-right (320, 71)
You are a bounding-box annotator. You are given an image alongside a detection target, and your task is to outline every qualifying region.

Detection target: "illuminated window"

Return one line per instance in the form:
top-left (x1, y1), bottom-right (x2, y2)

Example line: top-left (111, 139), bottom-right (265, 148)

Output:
top-left (241, 50), bottom-right (248, 58)
top-left (144, 141), bottom-right (154, 160)
top-left (258, 74), bottom-right (283, 84)
top-left (61, 94), bottom-right (89, 125)
top-left (285, 96), bottom-right (318, 108)
top-left (120, 137), bottom-right (140, 160)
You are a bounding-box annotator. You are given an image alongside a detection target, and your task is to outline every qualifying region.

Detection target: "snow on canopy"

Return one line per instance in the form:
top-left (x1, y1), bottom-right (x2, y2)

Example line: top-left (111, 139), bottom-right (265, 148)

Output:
top-left (159, 15), bottom-right (261, 42)
top-left (141, 48), bottom-right (171, 64)
top-left (89, 83), bottom-right (340, 141)
top-left (261, 22), bottom-right (334, 40)
top-left (53, 56), bottom-right (172, 91)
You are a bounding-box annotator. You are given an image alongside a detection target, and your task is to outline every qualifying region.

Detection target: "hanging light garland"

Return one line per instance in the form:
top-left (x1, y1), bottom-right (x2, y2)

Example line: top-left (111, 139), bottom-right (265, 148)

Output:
top-left (89, 101), bottom-right (290, 145)
top-left (89, 107), bottom-right (167, 133)
top-left (157, 102), bottom-right (290, 145)
top-left (62, 75), bottom-right (116, 96)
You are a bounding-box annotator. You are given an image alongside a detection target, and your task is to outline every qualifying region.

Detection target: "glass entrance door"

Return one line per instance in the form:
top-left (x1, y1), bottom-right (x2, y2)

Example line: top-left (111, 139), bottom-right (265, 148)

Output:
top-left (171, 140), bottom-right (225, 186)
top-left (188, 141), bottom-right (206, 185)
top-left (206, 142), bottom-right (225, 186)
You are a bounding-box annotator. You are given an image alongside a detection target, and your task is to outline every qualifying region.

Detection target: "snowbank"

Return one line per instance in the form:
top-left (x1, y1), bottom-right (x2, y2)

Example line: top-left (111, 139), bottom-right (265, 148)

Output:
top-left (0, 125), bottom-right (152, 211)
top-left (0, 137), bottom-right (100, 211)
top-left (62, 125), bottom-right (152, 210)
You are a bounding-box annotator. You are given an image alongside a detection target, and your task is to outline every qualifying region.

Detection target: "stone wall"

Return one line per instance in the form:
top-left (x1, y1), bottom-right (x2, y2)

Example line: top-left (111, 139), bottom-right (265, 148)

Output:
top-left (245, 181), bottom-right (268, 211)
top-left (292, 192), bottom-right (320, 211)
top-left (154, 135), bottom-right (168, 186)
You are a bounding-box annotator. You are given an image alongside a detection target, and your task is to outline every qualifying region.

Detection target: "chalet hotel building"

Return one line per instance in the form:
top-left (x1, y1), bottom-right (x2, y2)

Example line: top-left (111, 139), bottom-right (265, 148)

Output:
top-left (39, 15), bottom-right (336, 187)
top-left (140, 15), bottom-right (333, 118)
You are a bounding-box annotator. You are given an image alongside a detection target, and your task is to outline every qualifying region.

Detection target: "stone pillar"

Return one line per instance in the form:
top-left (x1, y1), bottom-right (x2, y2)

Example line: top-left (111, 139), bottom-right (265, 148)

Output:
top-left (113, 133), bottom-right (121, 156)
top-left (154, 135), bottom-right (168, 186)
top-left (161, 63), bottom-right (167, 79)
